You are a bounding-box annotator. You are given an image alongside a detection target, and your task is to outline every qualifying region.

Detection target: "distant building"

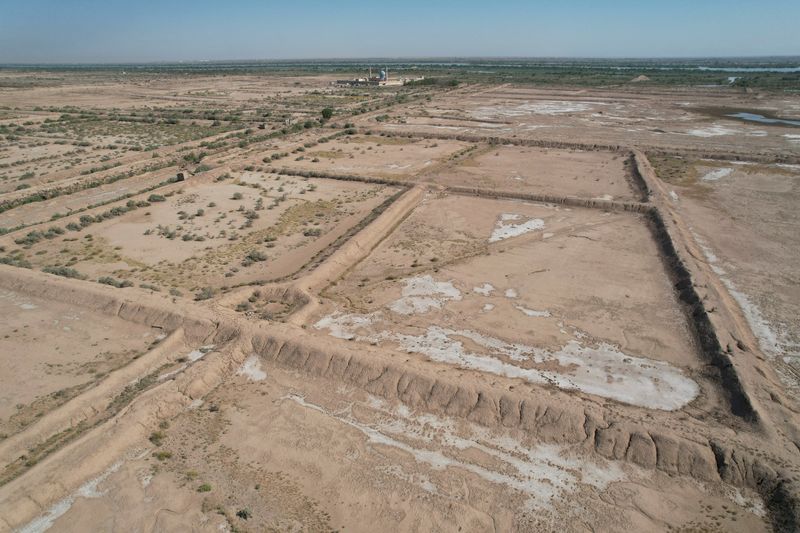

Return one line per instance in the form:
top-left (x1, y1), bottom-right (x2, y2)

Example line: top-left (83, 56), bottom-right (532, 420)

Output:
top-left (334, 67), bottom-right (423, 87)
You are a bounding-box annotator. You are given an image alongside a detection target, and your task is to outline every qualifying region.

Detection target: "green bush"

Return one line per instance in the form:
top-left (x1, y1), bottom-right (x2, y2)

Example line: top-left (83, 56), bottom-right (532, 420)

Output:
top-left (194, 287), bottom-right (215, 301)
top-left (0, 255), bottom-right (32, 268)
top-left (245, 250), bottom-right (268, 262)
top-left (43, 266), bottom-right (86, 279)
top-left (98, 276), bottom-right (134, 288)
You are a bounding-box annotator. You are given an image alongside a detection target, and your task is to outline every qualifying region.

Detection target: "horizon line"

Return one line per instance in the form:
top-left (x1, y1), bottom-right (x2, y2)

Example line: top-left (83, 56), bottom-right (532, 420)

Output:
top-left (2, 54), bottom-right (800, 68)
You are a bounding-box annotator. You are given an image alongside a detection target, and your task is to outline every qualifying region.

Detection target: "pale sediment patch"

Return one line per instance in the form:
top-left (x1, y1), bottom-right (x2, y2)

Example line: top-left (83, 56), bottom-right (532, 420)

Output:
top-left (388, 275), bottom-right (462, 315)
top-left (669, 191), bottom-right (679, 202)
top-left (473, 101), bottom-right (596, 120)
top-left (473, 283), bottom-right (495, 296)
top-left (725, 486), bottom-right (767, 518)
top-left (159, 344), bottom-right (218, 381)
top-left (18, 455), bottom-right (130, 533)
top-left (700, 167), bottom-right (733, 182)
top-left (482, 303), bottom-right (495, 312)
top-left (687, 125), bottom-right (739, 137)
top-left (0, 289), bottom-right (39, 311)
top-left (283, 393), bottom-right (626, 510)
top-left (516, 305), bottom-right (551, 318)
top-left (188, 398), bottom-right (204, 409)
top-left (315, 313), bottom-right (699, 410)
top-left (237, 355), bottom-right (267, 381)
top-left (394, 326), bottom-right (698, 411)
top-left (187, 345), bottom-right (215, 362)
top-left (693, 231), bottom-right (787, 360)
top-left (314, 311), bottom-right (380, 340)
top-left (505, 288), bottom-right (519, 299)
top-left (489, 214), bottom-right (545, 243)
top-left (783, 134), bottom-right (800, 143)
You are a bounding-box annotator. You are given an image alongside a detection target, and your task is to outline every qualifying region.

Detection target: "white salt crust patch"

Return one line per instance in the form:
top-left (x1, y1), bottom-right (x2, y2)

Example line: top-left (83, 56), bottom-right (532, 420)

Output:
top-left (516, 305), bottom-right (551, 318)
top-left (18, 449), bottom-right (149, 533)
top-left (388, 275), bottom-right (462, 315)
top-left (700, 167), bottom-right (733, 182)
top-left (489, 213), bottom-right (545, 243)
top-left (472, 100), bottom-right (597, 120)
top-left (315, 276), bottom-right (699, 411)
top-left (283, 393), bottom-right (625, 511)
top-left (473, 283), bottom-right (495, 296)
top-left (693, 231), bottom-right (796, 367)
top-left (687, 125), bottom-right (739, 137)
top-left (237, 355), bottom-right (267, 381)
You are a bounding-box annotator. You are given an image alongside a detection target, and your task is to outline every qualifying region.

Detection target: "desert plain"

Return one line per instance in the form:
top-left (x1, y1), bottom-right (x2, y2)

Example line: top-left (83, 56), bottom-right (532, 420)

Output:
top-left (0, 65), bottom-right (799, 532)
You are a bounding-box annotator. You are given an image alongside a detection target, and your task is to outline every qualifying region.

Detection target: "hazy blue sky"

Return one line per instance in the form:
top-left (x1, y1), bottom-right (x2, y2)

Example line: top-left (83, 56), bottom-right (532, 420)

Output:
top-left (1, 0), bottom-right (798, 63)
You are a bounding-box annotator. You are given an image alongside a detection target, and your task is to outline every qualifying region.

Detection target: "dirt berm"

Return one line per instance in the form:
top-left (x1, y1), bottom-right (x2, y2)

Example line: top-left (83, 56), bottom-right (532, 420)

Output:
top-left (248, 328), bottom-right (800, 531)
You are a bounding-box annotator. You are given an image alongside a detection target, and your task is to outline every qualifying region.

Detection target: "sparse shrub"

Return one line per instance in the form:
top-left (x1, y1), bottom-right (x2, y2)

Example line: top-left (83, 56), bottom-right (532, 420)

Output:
top-left (194, 287), bottom-right (215, 301)
top-left (245, 250), bottom-right (267, 262)
top-left (98, 276), bottom-right (134, 288)
top-left (197, 483), bottom-right (212, 492)
top-left (0, 255), bottom-right (32, 268)
top-left (149, 431), bottom-right (165, 446)
top-left (148, 194), bottom-right (166, 202)
top-left (43, 266), bottom-right (86, 279)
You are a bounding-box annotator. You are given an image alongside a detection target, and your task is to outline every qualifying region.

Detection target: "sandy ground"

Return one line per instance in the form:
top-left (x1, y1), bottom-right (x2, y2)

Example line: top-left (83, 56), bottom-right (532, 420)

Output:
top-left (430, 145), bottom-right (637, 201)
top-left (276, 134), bottom-right (471, 180)
top-left (0, 72), bottom-right (798, 532)
top-left (315, 193), bottom-right (707, 412)
top-left (0, 289), bottom-right (156, 436)
top-left (3, 174), bottom-right (397, 293)
top-left (375, 86), bottom-right (800, 159)
top-left (660, 160), bottom-right (800, 395)
top-left (30, 366), bottom-right (768, 533)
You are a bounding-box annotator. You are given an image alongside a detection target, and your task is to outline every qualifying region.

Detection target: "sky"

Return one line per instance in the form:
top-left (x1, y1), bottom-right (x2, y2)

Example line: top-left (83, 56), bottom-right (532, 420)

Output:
top-left (0, 0), bottom-right (798, 63)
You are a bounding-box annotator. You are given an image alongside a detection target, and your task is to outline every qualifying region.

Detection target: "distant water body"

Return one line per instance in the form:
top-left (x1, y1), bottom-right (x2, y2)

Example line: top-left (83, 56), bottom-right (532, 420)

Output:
top-left (697, 66), bottom-right (800, 73)
top-left (727, 112), bottom-right (800, 127)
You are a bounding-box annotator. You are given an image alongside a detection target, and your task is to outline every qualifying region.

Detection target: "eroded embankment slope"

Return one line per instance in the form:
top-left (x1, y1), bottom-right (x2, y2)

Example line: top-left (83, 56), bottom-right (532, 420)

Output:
top-left (1, 262), bottom-right (798, 531)
top-left (248, 327), bottom-right (799, 531)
